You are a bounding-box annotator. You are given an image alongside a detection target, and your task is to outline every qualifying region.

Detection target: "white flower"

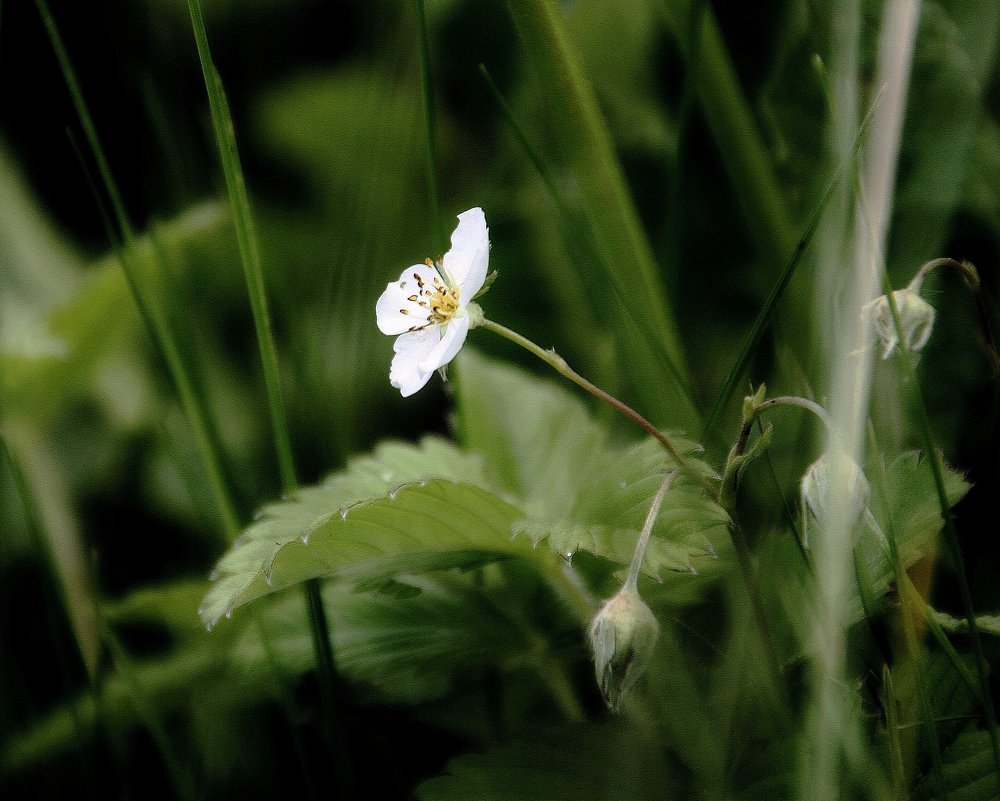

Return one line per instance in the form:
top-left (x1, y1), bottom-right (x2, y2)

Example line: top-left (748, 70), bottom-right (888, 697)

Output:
top-left (376, 208), bottom-right (489, 397)
top-left (863, 285), bottom-right (936, 360)
top-left (800, 450), bottom-right (870, 548)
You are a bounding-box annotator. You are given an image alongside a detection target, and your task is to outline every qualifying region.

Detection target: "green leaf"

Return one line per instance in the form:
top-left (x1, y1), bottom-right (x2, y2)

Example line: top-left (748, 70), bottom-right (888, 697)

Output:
top-left (103, 578), bottom-right (211, 641)
top-left (236, 574), bottom-right (544, 704)
top-left (850, 450), bottom-right (970, 616)
top-left (914, 731), bottom-right (1000, 801)
top-left (918, 650), bottom-right (982, 769)
top-left (416, 722), bottom-right (674, 801)
top-left (200, 437), bottom-right (531, 627)
top-left (456, 349), bottom-right (608, 516)
top-left (457, 351), bottom-right (730, 581)
top-left (517, 440), bottom-right (728, 579)
top-left (1, 203), bottom-right (233, 427)
top-left (874, 450), bottom-right (969, 563)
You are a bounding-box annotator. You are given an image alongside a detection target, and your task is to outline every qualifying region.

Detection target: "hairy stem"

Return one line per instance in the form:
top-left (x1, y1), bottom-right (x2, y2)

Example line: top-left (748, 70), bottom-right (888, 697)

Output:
top-left (479, 318), bottom-right (695, 474)
top-left (625, 471), bottom-right (678, 590)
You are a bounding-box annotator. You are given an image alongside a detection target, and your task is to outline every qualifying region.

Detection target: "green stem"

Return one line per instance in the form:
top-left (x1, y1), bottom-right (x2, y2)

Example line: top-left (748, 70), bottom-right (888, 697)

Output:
top-left (305, 581), bottom-right (356, 799)
top-left (625, 471), bottom-right (677, 590)
top-left (754, 396), bottom-right (832, 429)
top-left (184, 3), bottom-right (353, 794)
top-left (0, 432), bottom-right (96, 775)
top-left (478, 317), bottom-right (694, 474)
top-left (731, 395), bottom-right (831, 464)
top-left (414, 0), bottom-right (445, 254)
top-left (909, 257), bottom-right (978, 294)
top-left (728, 516), bottom-right (787, 703)
top-left (186, 0), bottom-right (297, 493)
top-left (907, 258), bottom-right (1000, 373)
top-left (101, 623), bottom-right (196, 800)
top-left (34, 0), bottom-right (131, 241)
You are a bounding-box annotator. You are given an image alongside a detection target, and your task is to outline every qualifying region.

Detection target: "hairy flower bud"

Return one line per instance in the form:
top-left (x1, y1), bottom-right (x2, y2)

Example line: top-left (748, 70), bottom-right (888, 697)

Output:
top-left (863, 286), bottom-right (936, 360)
top-left (800, 451), bottom-right (870, 547)
top-left (588, 584), bottom-right (659, 711)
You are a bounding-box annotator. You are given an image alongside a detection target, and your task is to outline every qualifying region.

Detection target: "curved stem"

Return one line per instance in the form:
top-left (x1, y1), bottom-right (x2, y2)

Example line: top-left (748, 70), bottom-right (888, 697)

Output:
top-left (478, 318), bottom-right (694, 472)
top-left (907, 258), bottom-right (998, 373)
top-left (731, 395), bottom-right (831, 467)
top-left (625, 471), bottom-right (677, 589)
top-left (910, 257), bottom-right (978, 294)
top-left (755, 396), bottom-right (832, 430)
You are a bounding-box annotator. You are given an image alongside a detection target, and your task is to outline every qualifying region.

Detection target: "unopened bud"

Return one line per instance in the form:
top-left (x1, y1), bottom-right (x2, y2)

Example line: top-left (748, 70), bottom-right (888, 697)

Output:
top-left (588, 584), bottom-right (659, 711)
top-left (863, 286), bottom-right (936, 360)
top-left (800, 451), bottom-right (870, 547)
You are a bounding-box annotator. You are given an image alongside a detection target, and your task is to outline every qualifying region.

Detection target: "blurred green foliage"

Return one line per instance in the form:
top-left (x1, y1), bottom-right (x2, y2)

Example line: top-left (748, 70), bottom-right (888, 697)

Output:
top-left (2, 0), bottom-right (1000, 799)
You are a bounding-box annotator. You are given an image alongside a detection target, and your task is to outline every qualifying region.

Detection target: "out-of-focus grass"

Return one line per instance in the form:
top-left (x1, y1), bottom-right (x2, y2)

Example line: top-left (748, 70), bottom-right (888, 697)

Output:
top-left (2, 1), bottom-right (1000, 800)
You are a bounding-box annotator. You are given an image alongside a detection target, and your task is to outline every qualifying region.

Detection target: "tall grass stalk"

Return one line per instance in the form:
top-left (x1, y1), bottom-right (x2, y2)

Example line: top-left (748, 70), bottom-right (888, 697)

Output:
top-left (0, 431), bottom-right (94, 768)
top-left (100, 622), bottom-right (197, 801)
top-left (185, 0), bottom-right (296, 494)
top-left (658, 0), bottom-right (795, 262)
top-left (802, 2), bottom-right (921, 798)
top-left (1, 426), bottom-right (100, 679)
top-left (477, 64), bottom-right (696, 415)
top-left (414, 0), bottom-right (444, 254)
top-left (505, 0), bottom-right (696, 429)
top-left (33, 0), bottom-right (240, 543)
top-left (882, 275), bottom-right (1000, 789)
top-left (184, 4), bottom-right (354, 796)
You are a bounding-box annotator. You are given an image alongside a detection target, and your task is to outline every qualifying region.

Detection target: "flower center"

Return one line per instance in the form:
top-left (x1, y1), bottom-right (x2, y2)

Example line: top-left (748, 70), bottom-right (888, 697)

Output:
top-left (404, 259), bottom-right (461, 330)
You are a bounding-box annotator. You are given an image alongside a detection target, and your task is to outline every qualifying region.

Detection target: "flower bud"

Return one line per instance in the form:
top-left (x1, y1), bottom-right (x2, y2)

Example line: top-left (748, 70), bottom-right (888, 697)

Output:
top-left (588, 584), bottom-right (659, 711)
top-left (800, 451), bottom-right (870, 547)
top-left (863, 287), bottom-right (936, 359)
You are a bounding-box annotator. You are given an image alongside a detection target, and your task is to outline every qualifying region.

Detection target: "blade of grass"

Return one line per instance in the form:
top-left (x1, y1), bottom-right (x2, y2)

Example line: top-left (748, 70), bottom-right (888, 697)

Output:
top-left (881, 274), bottom-right (1000, 794)
top-left (34, 0), bottom-right (240, 543)
top-left (185, 0), bottom-right (295, 493)
top-left (183, 4), bottom-right (354, 796)
top-left (869, 436), bottom-right (949, 798)
top-left (414, 0), bottom-right (445, 254)
top-left (0, 433), bottom-right (93, 739)
top-left (477, 64), bottom-right (697, 419)
top-left (701, 102), bottom-right (876, 445)
top-left (660, 0), bottom-right (707, 283)
top-left (659, 0), bottom-right (796, 262)
top-left (881, 665), bottom-right (908, 800)
top-left (901, 576), bottom-right (985, 710)
top-left (504, 0), bottom-right (696, 429)
top-left (100, 622), bottom-right (197, 801)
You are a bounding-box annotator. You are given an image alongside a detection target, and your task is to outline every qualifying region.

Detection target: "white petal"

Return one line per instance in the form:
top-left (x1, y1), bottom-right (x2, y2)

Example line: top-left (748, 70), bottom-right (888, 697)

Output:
top-left (376, 263), bottom-right (440, 335)
top-left (441, 207), bottom-right (489, 305)
top-left (389, 329), bottom-right (439, 397)
top-left (418, 314), bottom-right (470, 374)
top-left (900, 292), bottom-right (936, 352)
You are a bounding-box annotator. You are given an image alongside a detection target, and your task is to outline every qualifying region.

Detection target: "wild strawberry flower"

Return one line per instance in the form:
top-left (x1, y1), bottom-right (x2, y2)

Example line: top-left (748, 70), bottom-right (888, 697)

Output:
top-left (376, 208), bottom-right (489, 397)
top-left (863, 283), bottom-right (936, 360)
